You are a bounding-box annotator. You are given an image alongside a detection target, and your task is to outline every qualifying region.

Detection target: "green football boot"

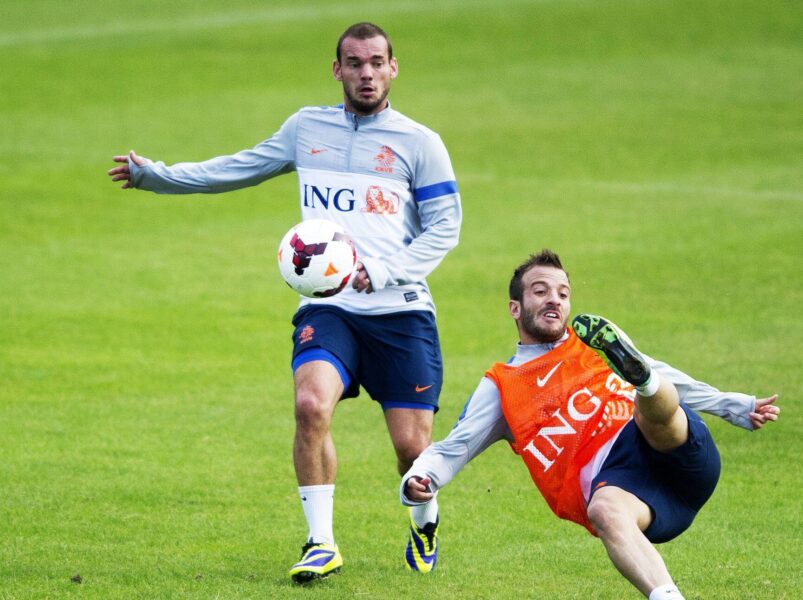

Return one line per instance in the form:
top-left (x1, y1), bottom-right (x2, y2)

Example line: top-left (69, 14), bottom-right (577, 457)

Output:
top-left (572, 314), bottom-right (651, 387)
top-left (289, 541), bottom-right (343, 584)
top-left (405, 512), bottom-right (439, 572)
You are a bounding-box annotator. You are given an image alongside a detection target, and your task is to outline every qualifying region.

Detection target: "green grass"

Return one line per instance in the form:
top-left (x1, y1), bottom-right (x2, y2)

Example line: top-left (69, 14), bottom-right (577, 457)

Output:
top-left (1, 0), bottom-right (801, 598)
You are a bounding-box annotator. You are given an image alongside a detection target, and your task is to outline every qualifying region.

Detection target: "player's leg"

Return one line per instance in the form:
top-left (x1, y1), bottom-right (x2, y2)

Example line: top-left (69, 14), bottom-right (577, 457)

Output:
top-left (633, 379), bottom-right (688, 452)
top-left (358, 309), bottom-right (443, 572)
top-left (572, 314), bottom-right (688, 451)
top-left (587, 487), bottom-right (683, 599)
top-left (588, 394), bottom-right (720, 600)
top-left (293, 360), bottom-right (343, 486)
top-left (589, 420), bottom-right (686, 599)
top-left (385, 407), bottom-right (433, 475)
top-left (288, 307), bottom-right (359, 584)
top-left (289, 359), bottom-right (344, 584)
top-left (385, 408), bottom-right (440, 572)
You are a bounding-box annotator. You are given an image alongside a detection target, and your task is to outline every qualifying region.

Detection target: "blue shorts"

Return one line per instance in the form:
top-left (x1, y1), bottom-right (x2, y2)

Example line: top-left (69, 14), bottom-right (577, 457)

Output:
top-left (290, 305), bottom-right (443, 412)
top-left (590, 403), bottom-right (721, 543)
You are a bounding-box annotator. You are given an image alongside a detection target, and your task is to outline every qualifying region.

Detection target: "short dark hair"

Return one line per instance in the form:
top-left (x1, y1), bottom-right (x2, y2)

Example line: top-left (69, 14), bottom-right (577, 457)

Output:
top-left (508, 249), bottom-right (568, 302)
top-left (336, 22), bottom-right (393, 62)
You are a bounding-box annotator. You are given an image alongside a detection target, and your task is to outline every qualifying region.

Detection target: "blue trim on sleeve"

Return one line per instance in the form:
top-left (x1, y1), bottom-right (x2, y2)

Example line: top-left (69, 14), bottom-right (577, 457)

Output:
top-left (414, 180), bottom-right (459, 203)
top-left (292, 348), bottom-right (352, 390)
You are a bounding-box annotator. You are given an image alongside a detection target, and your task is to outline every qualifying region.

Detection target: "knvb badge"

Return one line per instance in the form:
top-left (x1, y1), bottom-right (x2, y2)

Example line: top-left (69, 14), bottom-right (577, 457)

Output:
top-left (298, 325), bottom-right (315, 344)
top-left (374, 145), bottom-right (396, 173)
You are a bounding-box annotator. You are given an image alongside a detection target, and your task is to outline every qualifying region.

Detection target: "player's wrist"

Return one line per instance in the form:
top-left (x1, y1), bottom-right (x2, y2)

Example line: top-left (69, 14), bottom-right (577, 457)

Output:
top-left (359, 256), bottom-right (390, 290)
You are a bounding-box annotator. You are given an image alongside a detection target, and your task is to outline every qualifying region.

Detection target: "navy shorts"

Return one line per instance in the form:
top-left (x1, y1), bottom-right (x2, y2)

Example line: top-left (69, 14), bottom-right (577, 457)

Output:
top-left (290, 305), bottom-right (443, 411)
top-left (590, 403), bottom-right (721, 543)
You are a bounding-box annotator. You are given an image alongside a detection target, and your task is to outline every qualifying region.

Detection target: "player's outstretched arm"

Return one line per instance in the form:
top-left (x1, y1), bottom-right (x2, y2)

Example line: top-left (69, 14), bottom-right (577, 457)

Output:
top-left (749, 394), bottom-right (780, 430)
top-left (400, 377), bottom-right (511, 507)
top-left (649, 358), bottom-right (777, 431)
top-left (107, 151), bottom-right (146, 189)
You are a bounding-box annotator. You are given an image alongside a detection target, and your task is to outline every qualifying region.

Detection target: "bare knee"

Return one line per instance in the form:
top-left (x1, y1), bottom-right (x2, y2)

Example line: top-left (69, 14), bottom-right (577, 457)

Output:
top-left (395, 445), bottom-right (424, 473)
top-left (391, 433), bottom-right (430, 474)
top-left (587, 494), bottom-right (625, 536)
top-left (295, 389), bottom-right (334, 433)
top-left (588, 487), bottom-right (651, 537)
top-left (293, 360), bottom-right (343, 433)
top-left (385, 408), bottom-right (433, 474)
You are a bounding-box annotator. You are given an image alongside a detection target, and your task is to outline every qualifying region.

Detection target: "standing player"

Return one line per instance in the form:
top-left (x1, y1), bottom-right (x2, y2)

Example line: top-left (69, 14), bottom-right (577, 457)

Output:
top-left (401, 250), bottom-right (779, 598)
top-left (108, 23), bottom-right (461, 582)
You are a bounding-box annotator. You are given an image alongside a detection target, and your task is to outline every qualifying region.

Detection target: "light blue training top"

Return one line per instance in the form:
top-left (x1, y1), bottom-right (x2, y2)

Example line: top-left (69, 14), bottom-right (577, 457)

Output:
top-left (129, 103), bottom-right (462, 315)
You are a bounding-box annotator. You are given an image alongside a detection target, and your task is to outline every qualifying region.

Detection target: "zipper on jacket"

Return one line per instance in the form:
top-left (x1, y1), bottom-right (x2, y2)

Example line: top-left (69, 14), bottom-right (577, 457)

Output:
top-left (347, 114), bottom-right (359, 171)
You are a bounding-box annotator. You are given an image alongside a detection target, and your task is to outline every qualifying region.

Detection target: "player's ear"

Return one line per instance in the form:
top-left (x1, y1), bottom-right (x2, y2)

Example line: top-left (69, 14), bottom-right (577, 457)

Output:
top-left (333, 59), bottom-right (342, 81)
top-left (509, 299), bottom-right (521, 320)
top-left (389, 57), bottom-right (398, 80)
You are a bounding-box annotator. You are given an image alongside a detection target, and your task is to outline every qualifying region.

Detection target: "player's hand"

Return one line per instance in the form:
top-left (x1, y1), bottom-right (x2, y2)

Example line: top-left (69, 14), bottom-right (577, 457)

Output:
top-left (351, 262), bottom-right (374, 294)
top-left (404, 476), bottom-right (434, 503)
top-left (750, 394), bottom-right (780, 430)
top-left (107, 150), bottom-right (146, 189)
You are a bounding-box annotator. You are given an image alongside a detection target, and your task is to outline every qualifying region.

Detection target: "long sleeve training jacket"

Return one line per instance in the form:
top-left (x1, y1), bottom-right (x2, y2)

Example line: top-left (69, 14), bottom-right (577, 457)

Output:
top-left (129, 104), bottom-right (462, 315)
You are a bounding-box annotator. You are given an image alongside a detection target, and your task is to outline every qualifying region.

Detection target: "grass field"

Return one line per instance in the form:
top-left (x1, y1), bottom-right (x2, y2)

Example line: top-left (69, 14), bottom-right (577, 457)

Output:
top-left (1, 0), bottom-right (801, 598)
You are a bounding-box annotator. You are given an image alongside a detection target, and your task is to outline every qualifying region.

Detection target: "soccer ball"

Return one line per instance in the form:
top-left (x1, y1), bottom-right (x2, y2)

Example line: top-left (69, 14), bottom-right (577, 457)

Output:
top-left (277, 219), bottom-right (357, 298)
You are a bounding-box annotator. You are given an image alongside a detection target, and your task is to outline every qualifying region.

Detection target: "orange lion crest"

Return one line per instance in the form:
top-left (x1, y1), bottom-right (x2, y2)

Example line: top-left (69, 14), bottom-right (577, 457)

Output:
top-left (363, 185), bottom-right (399, 215)
top-left (374, 145), bottom-right (396, 173)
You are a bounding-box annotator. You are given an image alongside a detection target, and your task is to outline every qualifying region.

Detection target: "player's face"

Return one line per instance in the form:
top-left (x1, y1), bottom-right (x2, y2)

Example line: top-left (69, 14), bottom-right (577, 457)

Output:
top-left (334, 36), bottom-right (398, 116)
top-left (510, 266), bottom-right (571, 344)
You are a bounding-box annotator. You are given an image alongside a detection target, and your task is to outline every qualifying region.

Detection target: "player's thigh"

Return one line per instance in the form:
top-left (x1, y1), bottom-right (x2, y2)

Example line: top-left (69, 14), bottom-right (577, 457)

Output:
top-left (650, 403), bottom-right (721, 509)
top-left (384, 407), bottom-right (434, 453)
top-left (293, 360), bottom-right (344, 422)
top-left (291, 306), bottom-right (361, 400)
top-left (634, 380), bottom-right (688, 452)
top-left (593, 409), bottom-right (720, 543)
top-left (358, 311), bottom-right (443, 410)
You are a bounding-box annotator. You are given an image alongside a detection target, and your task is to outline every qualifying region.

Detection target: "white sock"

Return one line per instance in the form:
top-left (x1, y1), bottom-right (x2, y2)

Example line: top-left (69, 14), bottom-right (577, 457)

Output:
top-left (410, 497), bottom-right (439, 529)
top-left (637, 370), bottom-right (661, 398)
top-left (648, 583), bottom-right (685, 600)
top-left (298, 484), bottom-right (335, 545)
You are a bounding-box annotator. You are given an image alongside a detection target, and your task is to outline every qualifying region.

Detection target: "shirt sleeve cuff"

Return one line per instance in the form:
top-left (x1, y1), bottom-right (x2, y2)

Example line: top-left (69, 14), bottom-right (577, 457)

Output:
top-left (360, 256), bottom-right (391, 290)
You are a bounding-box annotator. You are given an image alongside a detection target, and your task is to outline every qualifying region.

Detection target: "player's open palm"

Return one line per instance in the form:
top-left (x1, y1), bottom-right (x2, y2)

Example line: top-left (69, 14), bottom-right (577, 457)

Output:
top-left (750, 394), bottom-right (780, 429)
top-left (108, 150), bottom-right (146, 189)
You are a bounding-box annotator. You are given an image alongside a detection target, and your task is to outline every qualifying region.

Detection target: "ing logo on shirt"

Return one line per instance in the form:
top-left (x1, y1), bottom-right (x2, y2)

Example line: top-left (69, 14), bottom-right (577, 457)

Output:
top-left (603, 400), bottom-right (633, 423)
top-left (374, 145), bottom-right (396, 173)
top-left (362, 185), bottom-right (399, 215)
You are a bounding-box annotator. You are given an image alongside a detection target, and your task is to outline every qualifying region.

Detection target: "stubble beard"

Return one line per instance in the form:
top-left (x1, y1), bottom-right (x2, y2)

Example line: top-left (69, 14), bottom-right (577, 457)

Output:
top-left (520, 305), bottom-right (565, 344)
top-left (346, 86), bottom-right (389, 116)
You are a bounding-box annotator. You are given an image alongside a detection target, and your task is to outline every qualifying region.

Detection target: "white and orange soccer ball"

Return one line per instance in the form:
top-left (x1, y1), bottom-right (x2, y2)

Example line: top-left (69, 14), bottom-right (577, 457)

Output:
top-left (277, 219), bottom-right (357, 298)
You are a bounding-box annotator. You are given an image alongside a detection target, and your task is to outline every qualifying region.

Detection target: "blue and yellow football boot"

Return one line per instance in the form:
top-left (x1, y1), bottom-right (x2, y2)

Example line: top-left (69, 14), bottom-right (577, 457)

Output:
top-left (571, 314), bottom-right (651, 387)
top-left (405, 512), bottom-right (439, 572)
top-left (289, 541), bottom-right (343, 584)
